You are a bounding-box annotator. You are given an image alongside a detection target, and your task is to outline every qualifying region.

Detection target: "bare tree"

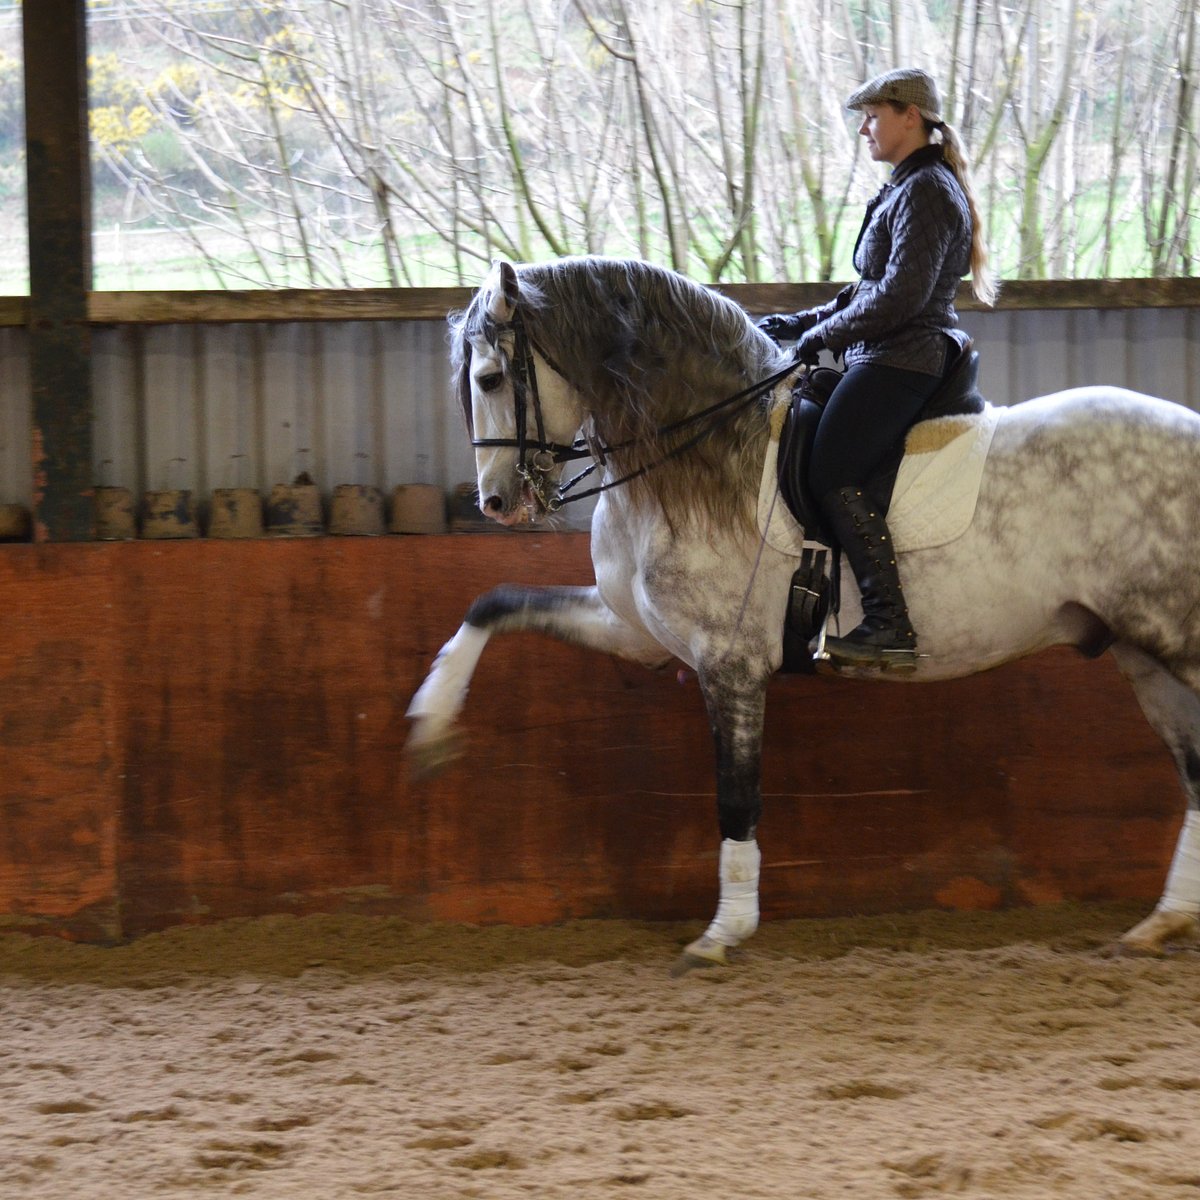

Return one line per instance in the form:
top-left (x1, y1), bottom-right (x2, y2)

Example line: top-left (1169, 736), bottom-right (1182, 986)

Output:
top-left (85, 0), bottom-right (1200, 289)
top-left (1148, 0), bottom-right (1198, 274)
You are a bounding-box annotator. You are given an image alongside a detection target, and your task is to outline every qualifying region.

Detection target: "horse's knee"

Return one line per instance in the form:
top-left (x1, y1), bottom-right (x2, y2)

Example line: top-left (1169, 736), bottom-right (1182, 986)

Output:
top-left (464, 584), bottom-right (531, 628)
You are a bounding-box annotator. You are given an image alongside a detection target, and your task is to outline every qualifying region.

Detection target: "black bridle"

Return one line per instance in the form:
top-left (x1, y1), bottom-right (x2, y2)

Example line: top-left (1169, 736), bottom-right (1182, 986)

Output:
top-left (470, 308), bottom-right (801, 512)
top-left (469, 310), bottom-right (593, 512)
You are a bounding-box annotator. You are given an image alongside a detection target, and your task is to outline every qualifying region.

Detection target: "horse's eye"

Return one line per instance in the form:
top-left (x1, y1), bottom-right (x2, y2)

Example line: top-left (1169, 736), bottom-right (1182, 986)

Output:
top-left (477, 372), bottom-right (504, 393)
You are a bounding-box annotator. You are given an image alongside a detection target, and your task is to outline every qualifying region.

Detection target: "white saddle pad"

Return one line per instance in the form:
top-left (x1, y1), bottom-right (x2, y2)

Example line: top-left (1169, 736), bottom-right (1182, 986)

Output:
top-left (758, 381), bottom-right (1000, 556)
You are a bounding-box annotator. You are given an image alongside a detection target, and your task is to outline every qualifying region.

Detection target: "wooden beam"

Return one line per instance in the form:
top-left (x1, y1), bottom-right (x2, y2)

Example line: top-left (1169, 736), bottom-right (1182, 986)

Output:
top-left (2, 280), bottom-right (1200, 333)
top-left (23, 0), bottom-right (94, 541)
top-left (81, 276), bottom-right (1200, 327)
top-left (722, 275), bottom-right (1200, 314)
top-left (86, 286), bottom-right (471, 325)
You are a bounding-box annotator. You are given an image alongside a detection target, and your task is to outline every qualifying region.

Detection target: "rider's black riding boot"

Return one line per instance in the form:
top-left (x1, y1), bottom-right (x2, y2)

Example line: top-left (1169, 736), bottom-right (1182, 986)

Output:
top-left (817, 486), bottom-right (917, 668)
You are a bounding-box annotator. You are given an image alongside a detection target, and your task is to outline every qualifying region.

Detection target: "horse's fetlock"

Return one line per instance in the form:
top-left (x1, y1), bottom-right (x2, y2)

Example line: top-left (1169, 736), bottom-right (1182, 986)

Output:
top-left (703, 837), bottom-right (761, 947)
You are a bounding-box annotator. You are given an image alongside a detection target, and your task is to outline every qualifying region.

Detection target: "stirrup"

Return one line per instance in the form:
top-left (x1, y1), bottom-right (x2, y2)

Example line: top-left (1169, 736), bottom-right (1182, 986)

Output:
top-left (816, 639), bottom-right (920, 674)
top-left (811, 619), bottom-right (920, 674)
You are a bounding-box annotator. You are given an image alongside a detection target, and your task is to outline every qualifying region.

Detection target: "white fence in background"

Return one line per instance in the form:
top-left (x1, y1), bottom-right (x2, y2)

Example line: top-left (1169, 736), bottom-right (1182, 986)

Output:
top-left (0, 304), bottom-right (1196, 520)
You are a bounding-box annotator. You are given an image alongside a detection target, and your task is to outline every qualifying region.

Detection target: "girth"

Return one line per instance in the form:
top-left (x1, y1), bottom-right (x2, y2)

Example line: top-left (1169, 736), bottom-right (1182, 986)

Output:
top-left (776, 340), bottom-right (986, 549)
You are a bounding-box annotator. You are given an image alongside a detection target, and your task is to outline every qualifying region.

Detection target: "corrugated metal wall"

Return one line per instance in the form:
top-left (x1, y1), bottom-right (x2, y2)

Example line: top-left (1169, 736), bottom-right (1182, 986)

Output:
top-left (1, 305), bottom-right (1197, 515)
top-left (965, 306), bottom-right (1199, 415)
top-left (90, 320), bottom-right (471, 498)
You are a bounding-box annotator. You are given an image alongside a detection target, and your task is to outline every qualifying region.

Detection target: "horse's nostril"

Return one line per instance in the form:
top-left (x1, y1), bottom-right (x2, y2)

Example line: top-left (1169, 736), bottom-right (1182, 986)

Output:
top-left (483, 495), bottom-right (503, 512)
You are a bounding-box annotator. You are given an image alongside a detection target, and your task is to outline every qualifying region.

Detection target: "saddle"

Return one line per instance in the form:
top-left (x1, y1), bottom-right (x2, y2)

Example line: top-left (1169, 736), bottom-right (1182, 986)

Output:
top-left (776, 340), bottom-right (987, 673)
top-left (777, 340), bottom-right (986, 546)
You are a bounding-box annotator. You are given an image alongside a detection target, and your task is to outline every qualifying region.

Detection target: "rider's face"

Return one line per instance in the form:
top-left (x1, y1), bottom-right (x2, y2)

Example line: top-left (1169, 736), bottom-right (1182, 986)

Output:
top-left (857, 103), bottom-right (923, 166)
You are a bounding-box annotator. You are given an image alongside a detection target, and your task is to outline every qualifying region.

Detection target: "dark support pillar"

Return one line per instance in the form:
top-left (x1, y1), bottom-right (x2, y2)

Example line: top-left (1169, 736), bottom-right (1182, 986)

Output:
top-left (23, 0), bottom-right (94, 541)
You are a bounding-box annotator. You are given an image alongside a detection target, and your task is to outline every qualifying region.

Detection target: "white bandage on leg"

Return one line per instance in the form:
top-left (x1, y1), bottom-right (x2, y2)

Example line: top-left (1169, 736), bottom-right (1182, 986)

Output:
top-left (406, 624), bottom-right (490, 720)
top-left (1159, 809), bottom-right (1200, 917)
top-left (703, 838), bottom-right (762, 947)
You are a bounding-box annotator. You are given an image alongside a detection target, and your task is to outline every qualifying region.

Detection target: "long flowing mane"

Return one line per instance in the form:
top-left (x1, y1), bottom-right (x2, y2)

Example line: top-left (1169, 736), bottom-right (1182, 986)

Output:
top-left (451, 257), bottom-right (790, 531)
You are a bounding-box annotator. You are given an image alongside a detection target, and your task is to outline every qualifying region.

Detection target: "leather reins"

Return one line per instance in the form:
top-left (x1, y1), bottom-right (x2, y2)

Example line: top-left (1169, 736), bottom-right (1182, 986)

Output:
top-left (470, 309), bottom-right (800, 511)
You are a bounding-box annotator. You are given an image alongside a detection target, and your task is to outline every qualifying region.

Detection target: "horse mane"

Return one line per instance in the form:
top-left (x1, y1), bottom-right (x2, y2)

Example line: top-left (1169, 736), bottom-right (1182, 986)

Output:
top-left (451, 257), bottom-right (789, 533)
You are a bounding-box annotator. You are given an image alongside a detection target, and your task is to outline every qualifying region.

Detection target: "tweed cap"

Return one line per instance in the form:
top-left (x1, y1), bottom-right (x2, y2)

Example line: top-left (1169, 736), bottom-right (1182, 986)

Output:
top-left (846, 68), bottom-right (942, 121)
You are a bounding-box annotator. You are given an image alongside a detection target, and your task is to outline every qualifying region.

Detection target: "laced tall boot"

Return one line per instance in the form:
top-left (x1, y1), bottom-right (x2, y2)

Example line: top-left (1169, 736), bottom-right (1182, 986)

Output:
top-left (816, 486), bottom-right (918, 670)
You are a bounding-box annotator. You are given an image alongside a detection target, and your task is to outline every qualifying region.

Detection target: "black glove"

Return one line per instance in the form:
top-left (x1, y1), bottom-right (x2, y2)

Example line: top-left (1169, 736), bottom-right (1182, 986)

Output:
top-left (756, 312), bottom-right (807, 343)
top-left (795, 329), bottom-right (826, 366)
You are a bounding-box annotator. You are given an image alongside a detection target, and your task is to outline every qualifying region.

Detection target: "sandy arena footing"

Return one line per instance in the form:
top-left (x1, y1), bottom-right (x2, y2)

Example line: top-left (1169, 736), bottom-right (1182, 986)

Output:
top-left (1, 904), bottom-right (1198, 1199)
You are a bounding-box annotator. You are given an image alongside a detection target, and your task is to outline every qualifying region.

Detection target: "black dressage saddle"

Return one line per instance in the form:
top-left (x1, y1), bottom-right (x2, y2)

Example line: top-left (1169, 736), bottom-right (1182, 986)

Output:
top-left (776, 339), bottom-right (987, 547)
top-left (776, 340), bottom-right (987, 672)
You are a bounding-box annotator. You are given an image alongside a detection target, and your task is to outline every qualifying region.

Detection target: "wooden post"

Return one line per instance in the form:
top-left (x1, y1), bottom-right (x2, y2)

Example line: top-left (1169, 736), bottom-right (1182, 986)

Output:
top-left (23, 0), bottom-right (94, 541)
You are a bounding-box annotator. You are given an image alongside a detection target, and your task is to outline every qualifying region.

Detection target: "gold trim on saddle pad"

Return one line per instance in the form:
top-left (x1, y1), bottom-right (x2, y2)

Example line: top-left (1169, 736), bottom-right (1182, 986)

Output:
top-left (769, 388), bottom-right (793, 440)
top-left (905, 415), bottom-right (978, 456)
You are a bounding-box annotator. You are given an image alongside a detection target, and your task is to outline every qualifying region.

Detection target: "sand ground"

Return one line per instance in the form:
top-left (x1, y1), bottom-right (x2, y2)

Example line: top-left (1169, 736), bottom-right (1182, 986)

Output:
top-left (1, 903), bottom-right (1198, 1199)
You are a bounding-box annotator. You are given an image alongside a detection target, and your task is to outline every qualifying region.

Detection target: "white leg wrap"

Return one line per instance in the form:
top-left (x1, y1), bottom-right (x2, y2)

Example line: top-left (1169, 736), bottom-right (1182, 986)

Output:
top-left (407, 624), bottom-right (490, 722)
top-left (702, 838), bottom-right (762, 947)
top-left (1159, 809), bottom-right (1200, 917)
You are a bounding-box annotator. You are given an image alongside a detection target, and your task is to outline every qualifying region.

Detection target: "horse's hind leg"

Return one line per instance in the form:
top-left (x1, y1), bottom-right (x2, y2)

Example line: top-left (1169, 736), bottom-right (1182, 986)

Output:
top-left (1110, 643), bottom-right (1200, 954)
top-left (407, 584), bottom-right (669, 775)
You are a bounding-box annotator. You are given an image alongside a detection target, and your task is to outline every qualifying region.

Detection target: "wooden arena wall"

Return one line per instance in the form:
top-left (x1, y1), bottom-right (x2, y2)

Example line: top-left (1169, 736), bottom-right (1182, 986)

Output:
top-left (0, 533), bottom-right (1182, 943)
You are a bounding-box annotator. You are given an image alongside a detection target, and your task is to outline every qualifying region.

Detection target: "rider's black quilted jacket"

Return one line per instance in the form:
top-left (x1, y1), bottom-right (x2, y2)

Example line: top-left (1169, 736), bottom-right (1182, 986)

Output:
top-left (809, 144), bottom-right (973, 376)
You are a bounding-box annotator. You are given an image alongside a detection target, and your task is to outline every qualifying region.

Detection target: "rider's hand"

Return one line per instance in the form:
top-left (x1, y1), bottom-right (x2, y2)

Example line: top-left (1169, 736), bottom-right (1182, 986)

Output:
top-left (756, 312), bottom-right (807, 343)
top-left (796, 329), bottom-right (826, 366)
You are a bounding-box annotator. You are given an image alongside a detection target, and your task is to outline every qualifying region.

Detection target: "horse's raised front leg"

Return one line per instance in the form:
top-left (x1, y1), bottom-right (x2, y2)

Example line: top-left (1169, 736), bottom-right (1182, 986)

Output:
top-left (1111, 643), bottom-right (1200, 954)
top-left (673, 664), bottom-right (768, 976)
top-left (407, 583), bottom-right (669, 775)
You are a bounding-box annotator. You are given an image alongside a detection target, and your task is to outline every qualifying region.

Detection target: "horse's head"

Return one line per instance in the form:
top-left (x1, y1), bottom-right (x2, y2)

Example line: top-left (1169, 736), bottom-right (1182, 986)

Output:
top-left (451, 254), bottom-right (790, 532)
top-left (450, 260), bottom-right (583, 527)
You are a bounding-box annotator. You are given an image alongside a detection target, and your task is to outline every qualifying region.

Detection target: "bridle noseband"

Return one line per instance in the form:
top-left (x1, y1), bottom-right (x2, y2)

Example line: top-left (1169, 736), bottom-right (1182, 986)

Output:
top-left (469, 310), bottom-right (592, 512)
top-left (470, 307), bottom-right (801, 512)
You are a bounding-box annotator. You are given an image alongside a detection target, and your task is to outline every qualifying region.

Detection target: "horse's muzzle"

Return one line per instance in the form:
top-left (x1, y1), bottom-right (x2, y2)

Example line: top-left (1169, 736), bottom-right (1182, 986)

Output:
top-left (481, 484), bottom-right (536, 526)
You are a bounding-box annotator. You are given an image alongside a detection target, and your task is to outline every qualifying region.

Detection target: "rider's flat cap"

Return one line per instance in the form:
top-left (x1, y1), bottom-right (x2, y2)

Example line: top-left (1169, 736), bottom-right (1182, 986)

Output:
top-left (846, 68), bottom-right (942, 122)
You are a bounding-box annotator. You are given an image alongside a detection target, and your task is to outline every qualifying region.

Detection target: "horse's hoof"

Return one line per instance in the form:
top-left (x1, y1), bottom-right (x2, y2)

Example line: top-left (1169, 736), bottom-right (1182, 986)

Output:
top-left (669, 935), bottom-right (728, 978)
top-left (406, 726), bottom-right (463, 780)
top-left (1112, 909), bottom-right (1200, 957)
top-left (1102, 938), bottom-right (1163, 960)
top-left (669, 951), bottom-right (723, 978)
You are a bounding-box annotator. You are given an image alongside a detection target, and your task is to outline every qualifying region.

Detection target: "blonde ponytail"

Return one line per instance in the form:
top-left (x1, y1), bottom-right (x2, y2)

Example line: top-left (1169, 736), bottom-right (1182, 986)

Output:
top-left (935, 121), bottom-right (998, 306)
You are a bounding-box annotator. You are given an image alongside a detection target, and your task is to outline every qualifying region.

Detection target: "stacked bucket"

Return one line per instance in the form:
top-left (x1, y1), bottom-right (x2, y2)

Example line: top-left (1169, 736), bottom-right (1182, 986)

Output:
top-left (89, 480), bottom-right (459, 541)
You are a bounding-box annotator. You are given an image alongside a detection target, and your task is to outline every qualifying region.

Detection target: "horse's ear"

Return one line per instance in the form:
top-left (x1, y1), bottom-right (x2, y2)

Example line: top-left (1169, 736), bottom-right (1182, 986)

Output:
top-left (483, 259), bottom-right (519, 323)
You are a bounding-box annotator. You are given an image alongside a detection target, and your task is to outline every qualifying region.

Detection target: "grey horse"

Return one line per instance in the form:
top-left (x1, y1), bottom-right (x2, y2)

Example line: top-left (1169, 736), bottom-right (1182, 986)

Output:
top-left (409, 256), bottom-right (1200, 972)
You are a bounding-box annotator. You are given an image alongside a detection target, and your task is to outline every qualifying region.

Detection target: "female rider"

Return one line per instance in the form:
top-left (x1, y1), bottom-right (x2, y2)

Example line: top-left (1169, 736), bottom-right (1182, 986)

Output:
top-left (759, 67), bottom-right (997, 668)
